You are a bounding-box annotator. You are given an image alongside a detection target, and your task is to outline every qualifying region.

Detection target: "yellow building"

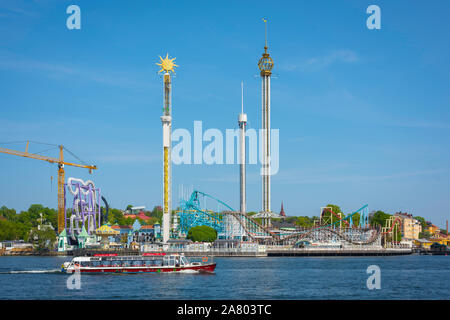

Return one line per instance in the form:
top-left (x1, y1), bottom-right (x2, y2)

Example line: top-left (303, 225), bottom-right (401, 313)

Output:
top-left (429, 237), bottom-right (450, 246)
top-left (426, 224), bottom-right (440, 236)
top-left (414, 239), bottom-right (433, 249)
top-left (394, 212), bottom-right (422, 240)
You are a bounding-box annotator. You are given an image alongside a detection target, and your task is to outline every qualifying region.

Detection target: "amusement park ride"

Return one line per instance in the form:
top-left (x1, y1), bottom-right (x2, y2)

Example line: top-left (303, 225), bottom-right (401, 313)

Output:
top-left (64, 177), bottom-right (108, 241)
top-left (157, 20), bottom-right (388, 249)
top-left (0, 141), bottom-right (97, 234)
top-left (173, 189), bottom-right (382, 247)
top-left (0, 21), bottom-right (400, 252)
top-left (157, 53), bottom-right (177, 244)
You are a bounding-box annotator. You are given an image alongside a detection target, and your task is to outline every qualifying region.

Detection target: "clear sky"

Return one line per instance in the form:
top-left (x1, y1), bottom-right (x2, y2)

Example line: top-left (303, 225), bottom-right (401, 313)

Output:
top-left (0, 1), bottom-right (449, 228)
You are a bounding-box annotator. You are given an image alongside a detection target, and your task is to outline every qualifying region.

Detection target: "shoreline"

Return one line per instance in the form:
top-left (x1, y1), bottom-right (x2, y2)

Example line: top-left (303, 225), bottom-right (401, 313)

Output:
top-left (1, 247), bottom-right (447, 257)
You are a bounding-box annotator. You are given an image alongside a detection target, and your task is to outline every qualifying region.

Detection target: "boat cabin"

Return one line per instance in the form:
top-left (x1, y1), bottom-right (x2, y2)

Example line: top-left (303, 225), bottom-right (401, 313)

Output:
top-left (70, 254), bottom-right (190, 268)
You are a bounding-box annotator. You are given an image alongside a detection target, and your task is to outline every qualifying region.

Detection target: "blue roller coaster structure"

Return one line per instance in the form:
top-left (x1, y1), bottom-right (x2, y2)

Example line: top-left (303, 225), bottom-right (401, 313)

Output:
top-left (177, 190), bottom-right (229, 236)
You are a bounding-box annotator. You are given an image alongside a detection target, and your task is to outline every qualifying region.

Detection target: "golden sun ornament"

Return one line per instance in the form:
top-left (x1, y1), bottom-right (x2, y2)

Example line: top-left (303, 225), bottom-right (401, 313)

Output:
top-left (156, 53), bottom-right (178, 73)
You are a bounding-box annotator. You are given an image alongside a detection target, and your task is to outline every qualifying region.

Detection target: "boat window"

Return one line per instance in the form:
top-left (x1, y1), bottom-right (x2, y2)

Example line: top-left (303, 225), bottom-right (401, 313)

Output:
top-left (149, 259), bottom-right (162, 267)
top-left (122, 260), bottom-right (131, 267)
top-left (111, 260), bottom-right (120, 267)
top-left (102, 260), bottom-right (111, 267)
top-left (181, 257), bottom-right (188, 265)
top-left (143, 259), bottom-right (150, 266)
top-left (132, 260), bottom-right (143, 266)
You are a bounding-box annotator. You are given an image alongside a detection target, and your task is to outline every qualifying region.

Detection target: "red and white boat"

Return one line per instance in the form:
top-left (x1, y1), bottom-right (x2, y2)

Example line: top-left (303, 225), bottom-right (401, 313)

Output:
top-left (61, 253), bottom-right (216, 274)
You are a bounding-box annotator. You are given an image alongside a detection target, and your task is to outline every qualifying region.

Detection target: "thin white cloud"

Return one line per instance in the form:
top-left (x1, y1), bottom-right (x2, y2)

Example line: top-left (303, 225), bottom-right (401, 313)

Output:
top-left (0, 53), bottom-right (155, 90)
top-left (281, 49), bottom-right (359, 72)
top-left (0, 2), bottom-right (39, 17)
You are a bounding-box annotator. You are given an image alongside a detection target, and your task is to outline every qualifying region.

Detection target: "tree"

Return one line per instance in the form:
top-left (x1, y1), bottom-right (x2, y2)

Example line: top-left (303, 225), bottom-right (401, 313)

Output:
top-left (414, 216), bottom-right (428, 238)
top-left (108, 208), bottom-right (128, 225)
top-left (0, 219), bottom-right (29, 241)
top-left (28, 227), bottom-right (56, 251)
top-left (370, 210), bottom-right (391, 228)
top-left (150, 206), bottom-right (163, 223)
top-left (0, 206), bottom-right (17, 221)
top-left (295, 216), bottom-right (313, 228)
top-left (187, 226), bottom-right (217, 242)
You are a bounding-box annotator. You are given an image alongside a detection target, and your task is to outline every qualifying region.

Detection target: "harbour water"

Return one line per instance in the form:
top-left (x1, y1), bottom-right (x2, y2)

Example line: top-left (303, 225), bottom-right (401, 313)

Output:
top-left (0, 255), bottom-right (448, 299)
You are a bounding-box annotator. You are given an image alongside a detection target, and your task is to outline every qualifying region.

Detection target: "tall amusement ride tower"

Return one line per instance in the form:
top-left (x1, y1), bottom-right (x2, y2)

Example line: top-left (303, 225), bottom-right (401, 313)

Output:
top-left (238, 82), bottom-right (247, 215)
top-left (157, 54), bottom-right (178, 243)
top-left (258, 19), bottom-right (275, 228)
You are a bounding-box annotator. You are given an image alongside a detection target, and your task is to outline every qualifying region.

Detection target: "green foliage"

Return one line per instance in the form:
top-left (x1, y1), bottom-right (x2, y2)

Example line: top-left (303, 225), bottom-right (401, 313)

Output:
top-left (149, 206), bottom-right (163, 223)
top-left (0, 205), bottom-right (57, 241)
top-left (107, 208), bottom-right (130, 225)
top-left (414, 216), bottom-right (427, 230)
top-left (0, 219), bottom-right (28, 241)
top-left (294, 216), bottom-right (314, 227)
top-left (414, 216), bottom-right (429, 239)
top-left (187, 226), bottom-right (217, 242)
top-left (370, 210), bottom-right (391, 227)
top-left (0, 203), bottom-right (164, 244)
top-left (0, 206), bottom-right (17, 221)
top-left (28, 227), bottom-right (56, 250)
top-left (419, 231), bottom-right (432, 239)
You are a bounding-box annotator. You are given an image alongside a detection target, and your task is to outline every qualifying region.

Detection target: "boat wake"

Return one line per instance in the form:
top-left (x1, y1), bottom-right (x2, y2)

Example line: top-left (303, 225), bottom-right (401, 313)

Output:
top-left (177, 269), bottom-right (201, 274)
top-left (0, 269), bottom-right (62, 274)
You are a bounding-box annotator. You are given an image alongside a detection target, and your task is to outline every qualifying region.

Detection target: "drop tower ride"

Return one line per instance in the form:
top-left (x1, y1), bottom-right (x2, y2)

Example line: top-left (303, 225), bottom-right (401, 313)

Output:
top-left (258, 19), bottom-right (274, 227)
top-left (157, 54), bottom-right (178, 243)
top-left (238, 81), bottom-right (247, 215)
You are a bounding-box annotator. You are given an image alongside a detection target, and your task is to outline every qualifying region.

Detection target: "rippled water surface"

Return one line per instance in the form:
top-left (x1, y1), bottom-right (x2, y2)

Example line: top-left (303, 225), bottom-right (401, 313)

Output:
top-left (0, 255), bottom-right (448, 299)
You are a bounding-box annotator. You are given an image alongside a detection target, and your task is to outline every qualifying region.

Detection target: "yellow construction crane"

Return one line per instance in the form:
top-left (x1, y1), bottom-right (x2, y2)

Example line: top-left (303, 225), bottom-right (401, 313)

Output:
top-left (0, 141), bottom-right (97, 234)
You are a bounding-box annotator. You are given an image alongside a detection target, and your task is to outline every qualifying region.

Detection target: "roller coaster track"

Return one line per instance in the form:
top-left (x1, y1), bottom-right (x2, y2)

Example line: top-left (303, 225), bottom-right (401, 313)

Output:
top-left (179, 190), bottom-right (378, 244)
top-left (182, 190), bottom-right (275, 239)
top-left (285, 227), bottom-right (380, 245)
top-left (321, 207), bottom-right (349, 227)
top-left (382, 217), bottom-right (402, 234)
top-left (275, 204), bottom-right (369, 238)
top-left (269, 204), bottom-right (379, 244)
top-left (223, 211), bottom-right (277, 239)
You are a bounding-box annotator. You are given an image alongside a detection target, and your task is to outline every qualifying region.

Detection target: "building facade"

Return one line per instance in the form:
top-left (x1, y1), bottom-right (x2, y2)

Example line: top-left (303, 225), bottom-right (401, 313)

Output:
top-left (394, 212), bottom-right (422, 240)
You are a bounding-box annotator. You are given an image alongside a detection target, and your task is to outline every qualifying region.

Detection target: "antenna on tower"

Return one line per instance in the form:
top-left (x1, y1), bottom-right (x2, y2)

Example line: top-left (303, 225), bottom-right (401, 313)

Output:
top-left (262, 18), bottom-right (268, 52)
top-left (241, 81), bottom-right (244, 114)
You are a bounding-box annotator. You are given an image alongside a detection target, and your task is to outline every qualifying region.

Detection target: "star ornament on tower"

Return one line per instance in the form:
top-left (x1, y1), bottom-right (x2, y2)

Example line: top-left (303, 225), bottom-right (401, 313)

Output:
top-left (156, 53), bottom-right (178, 74)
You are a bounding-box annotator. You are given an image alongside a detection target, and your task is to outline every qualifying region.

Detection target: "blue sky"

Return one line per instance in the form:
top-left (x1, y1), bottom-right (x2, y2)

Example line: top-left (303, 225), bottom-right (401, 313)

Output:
top-left (0, 1), bottom-right (449, 228)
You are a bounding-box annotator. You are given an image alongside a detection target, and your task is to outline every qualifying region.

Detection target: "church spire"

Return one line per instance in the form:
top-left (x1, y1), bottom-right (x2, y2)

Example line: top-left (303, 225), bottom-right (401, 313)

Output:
top-left (280, 201), bottom-right (286, 217)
